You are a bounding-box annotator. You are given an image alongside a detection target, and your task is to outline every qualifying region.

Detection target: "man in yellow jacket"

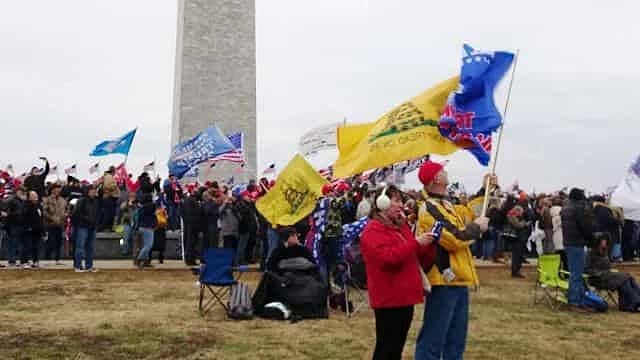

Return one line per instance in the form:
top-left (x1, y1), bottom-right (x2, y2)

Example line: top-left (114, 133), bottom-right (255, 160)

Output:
top-left (414, 160), bottom-right (489, 360)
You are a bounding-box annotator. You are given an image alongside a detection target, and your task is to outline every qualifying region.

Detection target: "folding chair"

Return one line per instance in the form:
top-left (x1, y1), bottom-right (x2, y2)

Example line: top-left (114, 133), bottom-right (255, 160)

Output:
top-left (197, 248), bottom-right (246, 316)
top-left (533, 254), bottom-right (569, 309)
top-left (338, 261), bottom-right (368, 319)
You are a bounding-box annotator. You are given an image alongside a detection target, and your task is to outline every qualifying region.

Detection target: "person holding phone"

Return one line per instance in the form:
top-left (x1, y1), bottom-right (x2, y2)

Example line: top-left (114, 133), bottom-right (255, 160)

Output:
top-left (361, 184), bottom-right (435, 360)
top-left (414, 160), bottom-right (489, 360)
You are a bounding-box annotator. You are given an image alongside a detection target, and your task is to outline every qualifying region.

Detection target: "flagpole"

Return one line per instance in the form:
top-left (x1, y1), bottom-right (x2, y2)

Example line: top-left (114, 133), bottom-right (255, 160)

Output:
top-left (481, 49), bottom-right (520, 218)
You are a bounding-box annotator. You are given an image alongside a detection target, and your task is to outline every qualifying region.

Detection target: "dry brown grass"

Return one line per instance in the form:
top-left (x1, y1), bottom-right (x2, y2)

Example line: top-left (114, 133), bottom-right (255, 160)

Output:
top-left (1, 267), bottom-right (639, 359)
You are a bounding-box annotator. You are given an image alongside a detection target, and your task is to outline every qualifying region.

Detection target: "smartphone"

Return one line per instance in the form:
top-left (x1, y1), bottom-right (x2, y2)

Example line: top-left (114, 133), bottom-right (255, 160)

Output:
top-left (430, 221), bottom-right (444, 243)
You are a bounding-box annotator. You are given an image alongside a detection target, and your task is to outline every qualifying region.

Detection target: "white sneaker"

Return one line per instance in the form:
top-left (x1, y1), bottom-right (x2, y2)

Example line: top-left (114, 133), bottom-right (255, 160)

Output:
top-left (87, 268), bottom-right (98, 273)
top-left (22, 263), bottom-right (31, 270)
top-left (74, 268), bottom-right (86, 273)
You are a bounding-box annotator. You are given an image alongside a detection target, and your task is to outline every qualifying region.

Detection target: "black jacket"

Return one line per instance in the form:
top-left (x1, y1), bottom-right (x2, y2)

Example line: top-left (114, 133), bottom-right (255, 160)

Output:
top-left (203, 200), bottom-right (220, 226)
top-left (23, 201), bottom-right (44, 235)
top-left (237, 199), bottom-right (257, 235)
top-left (592, 203), bottom-right (620, 243)
top-left (182, 196), bottom-right (203, 227)
top-left (23, 161), bottom-right (49, 199)
top-left (72, 197), bottom-right (100, 229)
top-left (6, 196), bottom-right (25, 227)
top-left (561, 199), bottom-right (594, 248)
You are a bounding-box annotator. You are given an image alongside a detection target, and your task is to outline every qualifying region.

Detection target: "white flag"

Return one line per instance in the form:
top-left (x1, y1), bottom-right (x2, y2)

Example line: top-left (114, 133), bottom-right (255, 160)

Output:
top-left (611, 154), bottom-right (640, 221)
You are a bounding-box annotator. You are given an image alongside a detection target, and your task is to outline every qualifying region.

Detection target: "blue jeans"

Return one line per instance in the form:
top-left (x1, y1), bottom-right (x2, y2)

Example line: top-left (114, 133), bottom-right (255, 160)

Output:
top-left (266, 228), bottom-right (280, 261)
top-left (121, 223), bottom-right (133, 255)
top-left (168, 203), bottom-right (180, 230)
top-left (415, 286), bottom-right (469, 360)
top-left (482, 228), bottom-right (496, 259)
top-left (137, 227), bottom-right (154, 261)
top-left (74, 227), bottom-right (96, 270)
top-left (237, 233), bottom-right (249, 265)
top-left (566, 246), bottom-right (586, 305)
top-left (7, 225), bottom-right (22, 264)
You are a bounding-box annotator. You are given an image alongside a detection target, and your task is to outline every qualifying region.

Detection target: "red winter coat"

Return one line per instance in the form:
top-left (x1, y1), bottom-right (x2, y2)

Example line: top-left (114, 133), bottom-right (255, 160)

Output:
top-left (361, 218), bottom-right (435, 309)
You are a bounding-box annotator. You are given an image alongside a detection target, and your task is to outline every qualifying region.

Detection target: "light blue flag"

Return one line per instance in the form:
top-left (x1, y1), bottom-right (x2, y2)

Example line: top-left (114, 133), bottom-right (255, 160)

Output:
top-left (90, 129), bottom-right (137, 156)
top-left (168, 125), bottom-right (236, 178)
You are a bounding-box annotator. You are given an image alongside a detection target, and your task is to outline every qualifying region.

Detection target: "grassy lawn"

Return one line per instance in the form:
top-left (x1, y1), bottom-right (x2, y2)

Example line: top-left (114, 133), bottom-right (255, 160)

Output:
top-left (1, 267), bottom-right (639, 359)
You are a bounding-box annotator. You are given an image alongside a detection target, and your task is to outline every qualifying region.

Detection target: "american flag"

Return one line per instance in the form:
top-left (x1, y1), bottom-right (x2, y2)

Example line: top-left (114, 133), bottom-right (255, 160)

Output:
top-left (89, 162), bottom-right (100, 175)
top-left (64, 164), bottom-right (77, 175)
top-left (209, 132), bottom-right (245, 164)
top-left (262, 163), bottom-right (276, 175)
top-left (318, 166), bottom-right (333, 179)
top-left (143, 161), bottom-right (155, 172)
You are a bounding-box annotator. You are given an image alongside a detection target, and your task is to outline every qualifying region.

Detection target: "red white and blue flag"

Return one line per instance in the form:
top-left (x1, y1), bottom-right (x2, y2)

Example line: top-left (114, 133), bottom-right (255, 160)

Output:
top-left (209, 132), bottom-right (245, 164)
top-left (439, 44), bottom-right (514, 166)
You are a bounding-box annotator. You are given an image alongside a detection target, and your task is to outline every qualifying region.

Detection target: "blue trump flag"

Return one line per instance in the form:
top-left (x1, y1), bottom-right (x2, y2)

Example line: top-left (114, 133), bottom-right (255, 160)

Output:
top-left (168, 125), bottom-right (236, 178)
top-left (439, 44), bottom-right (514, 165)
top-left (90, 128), bottom-right (137, 156)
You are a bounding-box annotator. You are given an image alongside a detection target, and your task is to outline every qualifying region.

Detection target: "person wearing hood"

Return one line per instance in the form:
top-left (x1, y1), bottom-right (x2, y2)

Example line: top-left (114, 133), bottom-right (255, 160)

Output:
top-left (99, 166), bottom-right (120, 231)
top-left (561, 188), bottom-right (595, 311)
top-left (24, 157), bottom-right (49, 200)
top-left (414, 160), bottom-right (488, 360)
top-left (360, 183), bottom-right (435, 360)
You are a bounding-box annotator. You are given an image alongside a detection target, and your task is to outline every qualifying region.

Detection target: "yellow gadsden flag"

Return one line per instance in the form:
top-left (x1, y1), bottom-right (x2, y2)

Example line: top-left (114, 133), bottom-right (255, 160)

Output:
top-left (333, 76), bottom-right (460, 178)
top-left (256, 154), bottom-right (329, 226)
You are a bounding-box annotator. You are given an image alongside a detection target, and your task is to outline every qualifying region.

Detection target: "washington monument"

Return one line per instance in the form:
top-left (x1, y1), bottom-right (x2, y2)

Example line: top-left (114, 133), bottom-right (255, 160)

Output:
top-left (171, 0), bottom-right (256, 182)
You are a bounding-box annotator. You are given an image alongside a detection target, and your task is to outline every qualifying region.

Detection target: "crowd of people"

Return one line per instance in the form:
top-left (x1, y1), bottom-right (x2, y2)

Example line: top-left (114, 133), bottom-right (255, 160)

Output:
top-left (2, 156), bottom-right (640, 357)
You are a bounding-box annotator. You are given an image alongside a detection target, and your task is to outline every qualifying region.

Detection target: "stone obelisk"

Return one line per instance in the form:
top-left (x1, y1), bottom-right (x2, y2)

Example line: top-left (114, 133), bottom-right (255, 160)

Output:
top-left (171, 0), bottom-right (256, 183)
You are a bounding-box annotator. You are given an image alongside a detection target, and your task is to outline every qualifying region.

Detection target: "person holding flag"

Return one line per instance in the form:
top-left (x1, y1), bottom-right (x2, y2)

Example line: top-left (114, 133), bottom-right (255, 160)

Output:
top-left (414, 160), bottom-right (489, 360)
top-left (24, 157), bottom-right (49, 199)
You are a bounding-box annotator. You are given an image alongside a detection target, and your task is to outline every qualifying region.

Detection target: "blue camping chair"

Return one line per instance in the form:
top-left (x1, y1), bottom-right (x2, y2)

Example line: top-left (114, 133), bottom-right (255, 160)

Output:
top-left (197, 248), bottom-right (247, 316)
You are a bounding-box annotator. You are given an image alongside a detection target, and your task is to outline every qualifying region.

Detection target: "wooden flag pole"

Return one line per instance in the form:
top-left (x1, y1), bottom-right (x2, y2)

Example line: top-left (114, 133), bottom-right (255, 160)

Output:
top-left (481, 49), bottom-right (520, 218)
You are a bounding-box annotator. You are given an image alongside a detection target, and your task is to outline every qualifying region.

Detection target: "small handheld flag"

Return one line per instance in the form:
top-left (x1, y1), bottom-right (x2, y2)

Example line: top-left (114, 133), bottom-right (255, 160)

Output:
top-left (143, 161), bottom-right (155, 172)
top-left (89, 162), bottom-right (100, 175)
top-left (64, 164), bottom-right (77, 175)
top-left (262, 163), bottom-right (276, 175)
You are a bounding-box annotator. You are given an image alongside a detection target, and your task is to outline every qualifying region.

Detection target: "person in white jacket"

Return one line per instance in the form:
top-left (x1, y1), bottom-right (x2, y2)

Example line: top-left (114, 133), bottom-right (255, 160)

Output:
top-left (550, 197), bottom-right (566, 269)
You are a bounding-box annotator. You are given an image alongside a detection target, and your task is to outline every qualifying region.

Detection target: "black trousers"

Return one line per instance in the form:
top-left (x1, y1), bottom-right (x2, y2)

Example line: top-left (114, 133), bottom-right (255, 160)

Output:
top-left (223, 234), bottom-right (238, 250)
top-left (21, 232), bottom-right (41, 264)
top-left (45, 227), bottom-right (63, 261)
top-left (183, 223), bottom-right (200, 264)
top-left (373, 306), bottom-right (414, 360)
top-left (511, 236), bottom-right (524, 276)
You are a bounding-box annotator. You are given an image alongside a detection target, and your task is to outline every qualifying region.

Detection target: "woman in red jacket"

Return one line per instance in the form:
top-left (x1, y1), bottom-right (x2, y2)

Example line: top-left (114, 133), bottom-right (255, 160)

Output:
top-left (361, 184), bottom-right (435, 360)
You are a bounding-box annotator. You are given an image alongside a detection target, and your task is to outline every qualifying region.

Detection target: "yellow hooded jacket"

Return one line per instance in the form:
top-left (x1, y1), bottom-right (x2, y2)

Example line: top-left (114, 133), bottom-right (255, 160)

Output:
top-left (417, 191), bottom-right (480, 287)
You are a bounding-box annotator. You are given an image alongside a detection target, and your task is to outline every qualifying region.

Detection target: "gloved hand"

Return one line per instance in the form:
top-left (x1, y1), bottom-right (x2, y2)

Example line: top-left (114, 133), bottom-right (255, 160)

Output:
top-left (474, 216), bottom-right (489, 233)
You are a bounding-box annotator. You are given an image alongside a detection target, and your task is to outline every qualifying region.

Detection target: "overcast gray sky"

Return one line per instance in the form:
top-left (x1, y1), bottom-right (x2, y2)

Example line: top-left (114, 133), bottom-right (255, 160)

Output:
top-left (1, 0), bottom-right (638, 193)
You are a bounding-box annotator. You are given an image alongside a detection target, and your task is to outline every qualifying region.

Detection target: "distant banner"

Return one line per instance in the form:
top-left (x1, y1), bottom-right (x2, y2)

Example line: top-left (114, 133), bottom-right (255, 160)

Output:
top-left (298, 123), bottom-right (339, 157)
